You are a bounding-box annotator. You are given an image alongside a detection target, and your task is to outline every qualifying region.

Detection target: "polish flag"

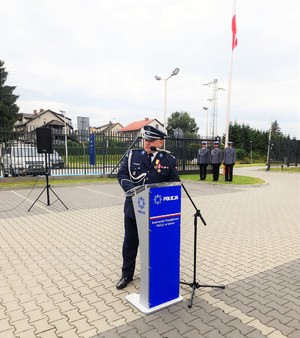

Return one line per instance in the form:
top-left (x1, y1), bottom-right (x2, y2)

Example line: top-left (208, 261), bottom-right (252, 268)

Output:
top-left (232, 11), bottom-right (238, 50)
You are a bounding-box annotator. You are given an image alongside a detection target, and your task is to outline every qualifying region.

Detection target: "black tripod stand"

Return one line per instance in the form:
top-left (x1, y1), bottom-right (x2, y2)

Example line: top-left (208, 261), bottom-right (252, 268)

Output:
top-left (28, 153), bottom-right (68, 212)
top-left (180, 184), bottom-right (225, 308)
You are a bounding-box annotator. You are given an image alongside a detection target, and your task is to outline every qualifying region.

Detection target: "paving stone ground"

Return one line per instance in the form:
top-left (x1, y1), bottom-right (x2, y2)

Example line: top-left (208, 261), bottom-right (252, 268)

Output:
top-left (0, 167), bottom-right (299, 338)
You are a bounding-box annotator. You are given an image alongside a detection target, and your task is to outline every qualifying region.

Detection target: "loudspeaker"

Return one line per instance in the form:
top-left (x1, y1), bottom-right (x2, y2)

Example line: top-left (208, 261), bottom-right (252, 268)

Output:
top-left (36, 127), bottom-right (53, 154)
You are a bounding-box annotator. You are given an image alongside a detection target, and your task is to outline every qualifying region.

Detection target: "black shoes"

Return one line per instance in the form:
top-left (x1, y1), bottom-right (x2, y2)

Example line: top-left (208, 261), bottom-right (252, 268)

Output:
top-left (116, 276), bottom-right (133, 289)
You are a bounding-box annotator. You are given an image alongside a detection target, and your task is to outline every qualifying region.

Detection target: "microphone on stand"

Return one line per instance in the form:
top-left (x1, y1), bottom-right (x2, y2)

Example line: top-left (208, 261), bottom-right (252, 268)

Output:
top-left (150, 146), bottom-right (172, 155)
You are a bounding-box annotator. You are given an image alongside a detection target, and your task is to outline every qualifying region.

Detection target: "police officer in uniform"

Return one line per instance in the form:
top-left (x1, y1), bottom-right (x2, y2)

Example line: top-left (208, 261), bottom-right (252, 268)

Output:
top-left (197, 141), bottom-right (210, 180)
top-left (116, 125), bottom-right (180, 289)
top-left (211, 140), bottom-right (223, 181)
top-left (224, 141), bottom-right (236, 182)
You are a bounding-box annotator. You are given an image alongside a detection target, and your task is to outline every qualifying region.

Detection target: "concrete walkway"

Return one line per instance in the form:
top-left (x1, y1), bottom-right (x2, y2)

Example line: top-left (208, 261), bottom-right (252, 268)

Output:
top-left (0, 168), bottom-right (299, 338)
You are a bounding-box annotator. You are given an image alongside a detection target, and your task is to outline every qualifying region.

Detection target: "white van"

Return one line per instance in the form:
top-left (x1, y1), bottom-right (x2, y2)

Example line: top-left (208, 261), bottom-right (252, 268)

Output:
top-left (1, 144), bottom-right (64, 177)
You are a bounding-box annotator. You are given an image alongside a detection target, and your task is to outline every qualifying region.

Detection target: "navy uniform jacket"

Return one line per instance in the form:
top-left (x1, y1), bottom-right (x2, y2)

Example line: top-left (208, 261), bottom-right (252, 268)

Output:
top-left (197, 148), bottom-right (210, 165)
top-left (211, 148), bottom-right (223, 164)
top-left (118, 149), bottom-right (180, 219)
top-left (224, 147), bottom-right (236, 164)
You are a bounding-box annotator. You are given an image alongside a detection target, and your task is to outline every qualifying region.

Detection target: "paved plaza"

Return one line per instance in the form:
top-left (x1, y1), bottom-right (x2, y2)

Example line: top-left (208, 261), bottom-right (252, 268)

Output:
top-left (0, 167), bottom-right (299, 338)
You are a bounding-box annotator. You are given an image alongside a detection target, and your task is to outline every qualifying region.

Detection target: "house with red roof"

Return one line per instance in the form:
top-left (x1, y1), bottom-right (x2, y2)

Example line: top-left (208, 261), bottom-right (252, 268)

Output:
top-left (120, 117), bottom-right (165, 139)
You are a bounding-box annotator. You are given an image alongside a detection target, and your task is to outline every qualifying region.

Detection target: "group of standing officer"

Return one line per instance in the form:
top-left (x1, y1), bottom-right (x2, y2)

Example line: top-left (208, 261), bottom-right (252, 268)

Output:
top-left (197, 140), bottom-right (236, 182)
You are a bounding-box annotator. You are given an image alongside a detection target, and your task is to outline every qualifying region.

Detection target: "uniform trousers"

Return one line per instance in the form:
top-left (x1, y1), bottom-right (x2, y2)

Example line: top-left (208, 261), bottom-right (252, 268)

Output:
top-left (122, 214), bottom-right (139, 278)
top-left (199, 164), bottom-right (208, 180)
top-left (225, 164), bottom-right (234, 181)
top-left (212, 164), bottom-right (220, 181)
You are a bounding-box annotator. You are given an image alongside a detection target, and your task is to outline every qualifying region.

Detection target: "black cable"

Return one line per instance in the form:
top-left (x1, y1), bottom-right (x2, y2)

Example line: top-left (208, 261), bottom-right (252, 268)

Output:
top-left (0, 175), bottom-right (40, 212)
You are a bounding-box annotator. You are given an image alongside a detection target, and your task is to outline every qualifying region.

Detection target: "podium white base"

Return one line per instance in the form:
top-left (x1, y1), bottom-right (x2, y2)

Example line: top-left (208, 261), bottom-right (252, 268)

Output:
top-left (126, 293), bottom-right (183, 314)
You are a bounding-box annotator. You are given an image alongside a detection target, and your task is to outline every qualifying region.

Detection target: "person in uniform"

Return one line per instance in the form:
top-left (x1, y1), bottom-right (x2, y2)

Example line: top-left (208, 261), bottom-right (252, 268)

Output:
top-left (210, 140), bottom-right (223, 181)
top-left (116, 125), bottom-right (180, 289)
top-left (197, 141), bottom-right (210, 180)
top-left (223, 141), bottom-right (236, 182)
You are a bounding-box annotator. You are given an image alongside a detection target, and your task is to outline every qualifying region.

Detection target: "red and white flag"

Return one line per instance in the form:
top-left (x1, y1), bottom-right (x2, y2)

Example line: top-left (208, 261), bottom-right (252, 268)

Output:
top-left (232, 6), bottom-right (238, 50)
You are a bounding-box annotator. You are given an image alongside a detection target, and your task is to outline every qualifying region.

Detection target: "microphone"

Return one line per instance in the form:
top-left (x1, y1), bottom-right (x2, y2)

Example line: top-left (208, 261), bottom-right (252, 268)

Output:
top-left (150, 146), bottom-right (172, 154)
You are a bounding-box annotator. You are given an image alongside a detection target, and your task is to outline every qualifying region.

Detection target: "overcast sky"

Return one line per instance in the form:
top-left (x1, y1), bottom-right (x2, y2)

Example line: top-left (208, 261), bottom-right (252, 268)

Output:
top-left (2, 0), bottom-right (299, 138)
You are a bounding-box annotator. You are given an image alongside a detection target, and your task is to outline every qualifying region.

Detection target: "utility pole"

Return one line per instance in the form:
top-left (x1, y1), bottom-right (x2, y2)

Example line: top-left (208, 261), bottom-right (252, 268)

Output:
top-left (203, 79), bottom-right (224, 138)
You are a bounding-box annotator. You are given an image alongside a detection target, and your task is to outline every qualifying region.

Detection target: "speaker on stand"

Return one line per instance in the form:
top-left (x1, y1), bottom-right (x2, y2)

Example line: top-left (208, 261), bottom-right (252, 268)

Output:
top-left (36, 127), bottom-right (53, 154)
top-left (28, 127), bottom-right (68, 211)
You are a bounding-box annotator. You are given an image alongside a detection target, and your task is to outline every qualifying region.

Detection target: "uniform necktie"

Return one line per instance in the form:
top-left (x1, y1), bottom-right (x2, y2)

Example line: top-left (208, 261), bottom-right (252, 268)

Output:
top-left (148, 153), bottom-right (153, 166)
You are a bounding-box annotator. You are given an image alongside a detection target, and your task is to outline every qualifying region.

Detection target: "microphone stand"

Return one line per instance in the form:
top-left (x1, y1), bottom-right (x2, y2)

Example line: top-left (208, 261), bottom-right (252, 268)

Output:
top-left (180, 184), bottom-right (225, 308)
top-left (162, 150), bottom-right (225, 308)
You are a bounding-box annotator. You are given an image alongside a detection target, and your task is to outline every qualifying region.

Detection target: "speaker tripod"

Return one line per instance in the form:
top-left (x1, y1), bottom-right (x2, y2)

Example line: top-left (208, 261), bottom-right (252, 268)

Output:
top-left (180, 184), bottom-right (225, 308)
top-left (28, 153), bottom-right (68, 212)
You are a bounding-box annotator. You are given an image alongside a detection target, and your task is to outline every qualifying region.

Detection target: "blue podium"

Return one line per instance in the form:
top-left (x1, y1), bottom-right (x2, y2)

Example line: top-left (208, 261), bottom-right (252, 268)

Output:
top-left (126, 182), bottom-right (183, 314)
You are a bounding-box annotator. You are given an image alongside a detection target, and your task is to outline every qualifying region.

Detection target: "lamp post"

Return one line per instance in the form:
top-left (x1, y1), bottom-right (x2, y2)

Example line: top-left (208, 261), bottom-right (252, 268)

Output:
top-left (59, 110), bottom-right (68, 167)
top-left (155, 68), bottom-right (179, 131)
top-left (250, 141), bottom-right (253, 164)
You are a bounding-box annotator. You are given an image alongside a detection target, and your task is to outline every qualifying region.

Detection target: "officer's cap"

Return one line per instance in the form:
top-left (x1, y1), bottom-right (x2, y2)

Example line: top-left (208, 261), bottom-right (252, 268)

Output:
top-left (143, 125), bottom-right (167, 140)
top-left (228, 141), bottom-right (233, 145)
top-left (201, 141), bottom-right (207, 145)
top-left (213, 141), bottom-right (219, 145)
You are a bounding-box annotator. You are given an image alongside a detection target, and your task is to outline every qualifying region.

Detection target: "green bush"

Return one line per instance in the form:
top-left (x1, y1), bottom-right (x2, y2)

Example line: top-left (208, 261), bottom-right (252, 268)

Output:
top-left (236, 148), bottom-right (246, 160)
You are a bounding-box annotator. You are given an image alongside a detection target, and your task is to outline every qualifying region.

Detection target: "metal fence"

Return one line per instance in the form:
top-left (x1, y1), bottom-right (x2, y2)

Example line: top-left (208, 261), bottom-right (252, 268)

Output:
top-left (268, 137), bottom-right (299, 167)
top-left (1, 126), bottom-right (299, 178)
top-left (0, 127), bottom-right (212, 178)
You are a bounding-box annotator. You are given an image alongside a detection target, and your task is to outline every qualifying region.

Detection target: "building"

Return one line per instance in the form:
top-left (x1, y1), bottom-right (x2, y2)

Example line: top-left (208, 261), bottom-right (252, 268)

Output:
top-left (91, 121), bottom-right (123, 135)
top-left (15, 109), bottom-right (73, 134)
top-left (120, 118), bottom-right (165, 139)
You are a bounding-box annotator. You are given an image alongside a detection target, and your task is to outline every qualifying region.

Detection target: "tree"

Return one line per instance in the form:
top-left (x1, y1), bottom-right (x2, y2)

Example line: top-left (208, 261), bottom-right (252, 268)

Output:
top-left (224, 121), bottom-right (269, 159)
top-left (167, 111), bottom-right (199, 138)
top-left (271, 120), bottom-right (282, 137)
top-left (0, 60), bottom-right (20, 131)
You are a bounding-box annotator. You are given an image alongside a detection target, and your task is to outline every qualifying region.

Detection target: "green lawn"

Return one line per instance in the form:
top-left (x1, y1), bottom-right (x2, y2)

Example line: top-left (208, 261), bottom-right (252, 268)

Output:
top-left (0, 172), bottom-right (265, 189)
top-left (268, 166), bottom-right (300, 173)
top-left (180, 174), bottom-right (265, 185)
top-left (2, 163), bottom-right (298, 189)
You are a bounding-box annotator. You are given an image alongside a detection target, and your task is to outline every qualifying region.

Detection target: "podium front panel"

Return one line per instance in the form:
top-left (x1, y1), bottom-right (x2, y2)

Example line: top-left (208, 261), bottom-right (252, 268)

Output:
top-left (148, 185), bottom-right (181, 308)
top-left (132, 187), bottom-right (150, 308)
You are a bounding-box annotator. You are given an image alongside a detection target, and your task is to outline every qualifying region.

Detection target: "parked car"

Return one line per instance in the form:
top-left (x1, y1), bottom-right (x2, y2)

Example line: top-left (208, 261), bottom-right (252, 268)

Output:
top-left (1, 144), bottom-right (64, 177)
top-left (48, 150), bottom-right (65, 169)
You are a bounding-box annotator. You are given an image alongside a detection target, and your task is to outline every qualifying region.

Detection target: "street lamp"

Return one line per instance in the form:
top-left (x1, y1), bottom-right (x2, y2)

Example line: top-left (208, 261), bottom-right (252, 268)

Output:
top-left (154, 68), bottom-right (180, 130)
top-left (250, 141), bottom-right (253, 164)
top-left (59, 110), bottom-right (68, 167)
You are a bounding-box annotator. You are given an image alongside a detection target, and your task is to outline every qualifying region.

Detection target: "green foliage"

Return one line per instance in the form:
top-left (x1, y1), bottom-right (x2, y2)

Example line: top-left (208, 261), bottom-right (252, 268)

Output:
top-left (236, 148), bottom-right (246, 160)
top-left (224, 121), bottom-right (270, 157)
top-left (271, 120), bottom-right (282, 136)
top-left (0, 61), bottom-right (20, 141)
top-left (167, 111), bottom-right (199, 137)
top-left (187, 142), bottom-right (200, 160)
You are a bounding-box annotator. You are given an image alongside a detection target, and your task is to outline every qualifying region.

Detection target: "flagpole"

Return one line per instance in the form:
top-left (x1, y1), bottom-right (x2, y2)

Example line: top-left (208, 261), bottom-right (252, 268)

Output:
top-left (225, 0), bottom-right (237, 146)
top-left (225, 52), bottom-right (233, 147)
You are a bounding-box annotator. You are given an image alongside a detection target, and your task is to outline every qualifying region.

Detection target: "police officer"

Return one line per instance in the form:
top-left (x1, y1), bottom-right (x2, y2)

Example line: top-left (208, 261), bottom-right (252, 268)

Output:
top-left (211, 140), bottom-right (223, 181)
top-left (224, 141), bottom-right (236, 182)
top-left (197, 141), bottom-right (210, 180)
top-left (116, 125), bottom-right (180, 289)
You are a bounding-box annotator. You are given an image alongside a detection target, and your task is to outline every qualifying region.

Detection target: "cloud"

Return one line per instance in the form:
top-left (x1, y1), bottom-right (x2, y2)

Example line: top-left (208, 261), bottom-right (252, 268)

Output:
top-left (1, 0), bottom-right (299, 137)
